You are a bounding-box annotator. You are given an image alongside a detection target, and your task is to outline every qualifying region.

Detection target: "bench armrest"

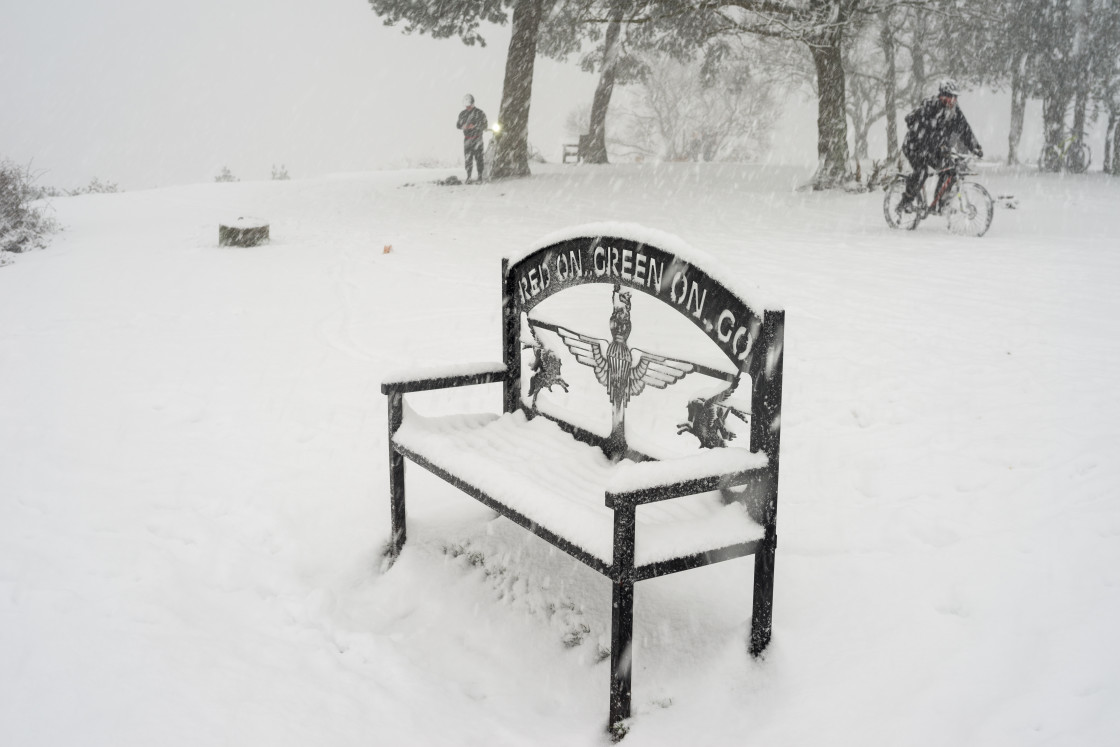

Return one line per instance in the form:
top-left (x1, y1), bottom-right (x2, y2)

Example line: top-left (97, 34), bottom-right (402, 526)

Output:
top-left (605, 448), bottom-right (768, 508)
top-left (381, 361), bottom-right (510, 395)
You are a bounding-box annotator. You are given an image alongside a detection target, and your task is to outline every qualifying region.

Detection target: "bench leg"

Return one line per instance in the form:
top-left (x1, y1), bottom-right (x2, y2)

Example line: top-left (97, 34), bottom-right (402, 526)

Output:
top-left (750, 528), bottom-right (776, 656)
top-left (608, 501), bottom-right (636, 733)
top-left (389, 448), bottom-right (406, 557)
top-left (388, 393), bottom-right (406, 559)
top-left (609, 577), bottom-right (634, 732)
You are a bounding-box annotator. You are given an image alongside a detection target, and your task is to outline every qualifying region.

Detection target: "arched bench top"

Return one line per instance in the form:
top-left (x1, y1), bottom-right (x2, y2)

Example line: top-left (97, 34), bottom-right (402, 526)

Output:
top-left (505, 223), bottom-right (780, 369)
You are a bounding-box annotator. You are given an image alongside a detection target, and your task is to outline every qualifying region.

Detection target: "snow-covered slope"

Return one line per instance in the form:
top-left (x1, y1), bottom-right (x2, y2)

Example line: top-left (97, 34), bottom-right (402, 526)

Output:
top-left (2, 163), bottom-right (1118, 745)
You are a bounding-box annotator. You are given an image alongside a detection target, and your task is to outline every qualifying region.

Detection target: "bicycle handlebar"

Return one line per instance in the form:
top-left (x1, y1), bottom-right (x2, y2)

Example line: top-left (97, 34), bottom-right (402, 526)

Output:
top-left (937, 150), bottom-right (977, 174)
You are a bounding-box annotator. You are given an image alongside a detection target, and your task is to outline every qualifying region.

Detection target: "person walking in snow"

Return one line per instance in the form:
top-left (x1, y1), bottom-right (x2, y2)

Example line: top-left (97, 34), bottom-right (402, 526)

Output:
top-left (899, 79), bottom-right (984, 212)
top-left (456, 94), bottom-right (488, 183)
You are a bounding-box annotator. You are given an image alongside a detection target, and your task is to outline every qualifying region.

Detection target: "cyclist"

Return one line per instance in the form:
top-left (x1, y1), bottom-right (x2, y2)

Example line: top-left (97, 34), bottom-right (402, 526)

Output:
top-left (899, 79), bottom-right (983, 212)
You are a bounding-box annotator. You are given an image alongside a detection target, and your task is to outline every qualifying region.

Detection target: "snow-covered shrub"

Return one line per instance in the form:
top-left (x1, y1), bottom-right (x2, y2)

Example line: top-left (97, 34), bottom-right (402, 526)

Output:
top-left (271, 164), bottom-right (290, 180)
top-left (0, 159), bottom-right (58, 255)
top-left (70, 176), bottom-right (120, 195)
top-left (214, 166), bottom-right (239, 183)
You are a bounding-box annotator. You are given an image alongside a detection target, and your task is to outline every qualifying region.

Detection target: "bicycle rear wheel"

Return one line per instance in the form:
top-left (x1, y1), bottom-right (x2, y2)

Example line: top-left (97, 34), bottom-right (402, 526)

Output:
top-left (884, 178), bottom-right (920, 230)
top-left (945, 182), bottom-right (994, 237)
top-left (1066, 143), bottom-right (1091, 173)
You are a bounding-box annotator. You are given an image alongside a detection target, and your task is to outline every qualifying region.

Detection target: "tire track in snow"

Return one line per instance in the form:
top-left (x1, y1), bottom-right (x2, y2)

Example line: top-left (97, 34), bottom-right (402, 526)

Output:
top-left (318, 246), bottom-right (377, 363)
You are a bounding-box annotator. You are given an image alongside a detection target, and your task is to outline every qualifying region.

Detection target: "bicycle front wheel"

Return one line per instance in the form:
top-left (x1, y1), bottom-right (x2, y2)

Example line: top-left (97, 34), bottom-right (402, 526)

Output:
top-left (884, 178), bottom-right (920, 230)
top-left (1066, 143), bottom-right (1091, 173)
top-left (945, 182), bottom-right (994, 237)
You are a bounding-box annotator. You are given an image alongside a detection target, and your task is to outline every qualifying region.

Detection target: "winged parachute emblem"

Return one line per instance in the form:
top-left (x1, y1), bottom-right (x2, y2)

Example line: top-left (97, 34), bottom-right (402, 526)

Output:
top-left (529, 284), bottom-right (721, 458)
top-left (553, 326), bottom-right (695, 407)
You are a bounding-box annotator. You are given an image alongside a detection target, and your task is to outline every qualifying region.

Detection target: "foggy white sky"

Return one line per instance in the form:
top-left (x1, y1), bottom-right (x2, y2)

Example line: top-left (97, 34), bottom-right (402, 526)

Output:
top-left (1, 0), bottom-right (608, 189)
top-left (4, 0), bottom-right (1048, 191)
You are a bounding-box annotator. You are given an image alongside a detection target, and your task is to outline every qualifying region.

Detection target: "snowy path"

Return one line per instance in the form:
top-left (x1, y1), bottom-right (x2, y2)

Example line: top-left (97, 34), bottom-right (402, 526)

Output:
top-left (2, 163), bottom-right (1118, 745)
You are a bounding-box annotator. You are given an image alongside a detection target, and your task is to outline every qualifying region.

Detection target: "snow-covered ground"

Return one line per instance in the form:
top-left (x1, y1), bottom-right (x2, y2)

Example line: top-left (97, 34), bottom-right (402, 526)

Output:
top-left (2, 162), bottom-right (1118, 745)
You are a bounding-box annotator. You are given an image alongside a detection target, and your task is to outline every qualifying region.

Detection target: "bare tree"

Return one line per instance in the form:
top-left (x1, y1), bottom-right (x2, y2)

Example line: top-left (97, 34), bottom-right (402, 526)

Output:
top-left (843, 14), bottom-right (885, 162)
top-left (538, 1), bottom-right (655, 165)
top-left (491, 0), bottom-right (545, 178)
top-left (612, 50), bottom-right (781, 162)
top-left (618, 0), bottom-right (865, 188)
top-left (878, 9), bottom-right (901, 163)
top-left (585, 13), bottom-right (627, 163)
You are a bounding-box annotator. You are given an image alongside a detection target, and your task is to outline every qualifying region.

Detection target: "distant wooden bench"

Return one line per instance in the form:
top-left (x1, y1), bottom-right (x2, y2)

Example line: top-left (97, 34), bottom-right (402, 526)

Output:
top-left (563, 134), bottom-right (592, 163)
top-left (380, 226), bottom-right (785, 733)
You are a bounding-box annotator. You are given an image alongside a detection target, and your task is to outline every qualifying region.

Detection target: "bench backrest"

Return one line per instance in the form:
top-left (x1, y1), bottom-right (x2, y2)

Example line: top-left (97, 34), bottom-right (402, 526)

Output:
top-left (501, 227), bottom-right (784, 466)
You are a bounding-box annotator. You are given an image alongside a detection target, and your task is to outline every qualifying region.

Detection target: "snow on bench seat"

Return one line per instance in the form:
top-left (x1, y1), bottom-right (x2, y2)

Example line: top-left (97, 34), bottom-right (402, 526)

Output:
top-left (394, 408), bottom-right (766, 567)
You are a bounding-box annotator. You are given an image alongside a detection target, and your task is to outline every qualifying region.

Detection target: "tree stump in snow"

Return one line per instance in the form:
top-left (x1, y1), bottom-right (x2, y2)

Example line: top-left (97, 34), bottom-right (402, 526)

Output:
top-left (219, 217), bottom-right (269, 247)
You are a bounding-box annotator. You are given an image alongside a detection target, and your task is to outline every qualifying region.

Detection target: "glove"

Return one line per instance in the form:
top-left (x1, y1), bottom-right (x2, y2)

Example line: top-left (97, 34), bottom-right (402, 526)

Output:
top-left (974, 147), bottom-right (984, 158)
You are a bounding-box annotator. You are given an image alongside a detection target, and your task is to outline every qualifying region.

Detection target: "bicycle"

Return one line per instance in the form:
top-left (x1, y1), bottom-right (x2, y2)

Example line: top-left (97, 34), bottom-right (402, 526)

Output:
top-left (1038, 132), bottom-right (1091, 173)
top-left (883, 152), bottom-right (994, 237)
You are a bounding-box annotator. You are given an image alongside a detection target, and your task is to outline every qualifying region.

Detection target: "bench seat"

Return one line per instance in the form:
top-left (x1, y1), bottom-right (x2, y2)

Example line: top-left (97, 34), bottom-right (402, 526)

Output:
top-left (394, 407), bottom-right (767, 568)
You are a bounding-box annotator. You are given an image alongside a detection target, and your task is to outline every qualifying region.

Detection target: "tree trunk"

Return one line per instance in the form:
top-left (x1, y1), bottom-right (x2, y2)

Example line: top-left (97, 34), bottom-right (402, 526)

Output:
top-left (809, 35), bottom-right (851, 189)
top-left (909, 9), bottom-right (929, 102)
top-left (1105, 112), bottom-right (1115, 174)
top-left (880, 13), bottom-right (899, 161)
top-left (1007, 60), bottom-right (1027, 166)
top-left (1073, 87), bottom-right (1088, 146)
top-left (1041, 91), bottom-right (1071, 162)
top-left (1113, 116), bottom-right (1120, 175)
top-left (1072, 0), bottom-right (1090, 150)
top-left (854, 127), bottom-right (869, 161)
top-left (492, 0), bottom-right (544, 179)
top-left (1110, 109), bottom-right (1120, 175)
top-left (585, 16), bottom-right (623, 164)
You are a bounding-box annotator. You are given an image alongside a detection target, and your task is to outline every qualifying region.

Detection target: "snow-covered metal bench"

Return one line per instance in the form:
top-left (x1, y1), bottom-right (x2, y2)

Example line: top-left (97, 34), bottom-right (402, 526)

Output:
top-left (563, 133), bottom-right (591, 163)
top-left (380, 225), bottom-right (785, 733)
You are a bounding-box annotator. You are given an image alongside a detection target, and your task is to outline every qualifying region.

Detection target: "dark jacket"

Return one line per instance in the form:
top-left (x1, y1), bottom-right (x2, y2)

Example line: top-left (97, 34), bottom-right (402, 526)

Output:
top-left (456, 107), bottom-right (488, 143)
top-left (903, 97), bottom-right (981, 163)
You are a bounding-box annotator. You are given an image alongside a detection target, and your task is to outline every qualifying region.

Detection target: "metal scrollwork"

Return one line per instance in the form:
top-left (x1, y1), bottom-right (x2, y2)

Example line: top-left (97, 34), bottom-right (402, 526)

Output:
top-left (677, 382), bottom-right (749, 449)
top-left (524, 333), bottom-right (569, 410)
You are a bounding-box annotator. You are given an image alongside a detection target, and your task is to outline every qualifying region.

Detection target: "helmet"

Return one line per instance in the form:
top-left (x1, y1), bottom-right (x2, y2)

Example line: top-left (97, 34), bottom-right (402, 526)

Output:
top-left (463, 94), bottom-right (475, 107)
top-left (938, 79), bottom-right (959, 97)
